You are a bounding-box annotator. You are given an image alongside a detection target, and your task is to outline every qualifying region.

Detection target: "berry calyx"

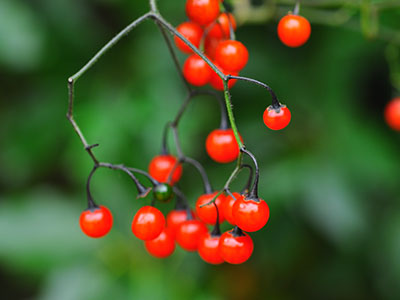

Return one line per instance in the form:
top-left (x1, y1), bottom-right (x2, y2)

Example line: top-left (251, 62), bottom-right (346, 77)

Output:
top-left (131, 206), bottom-right (165, 241)
top-left (232, 197), bottom-right (270, 232)
top-left (208, 12), bottom-right (237, 39)
top-left (218, 227), bottom-right (254, 264)
top-left (215, 40), bottom-right (249, 72)
top-left (209, 63), bottom-right (238, 91)
top-left (222, 192), bottom-right (243, 225)
top-left (384, 97), bottom-right (400, 131)
top-left (198, 232), bottom-right (224, 264)
top-left (186, 0), bottom-right (220, 26)
top-left (174, 22), bottom-right (203, 54)
top-left (195, 192), bottom-right (226, 224)
top-left (166, 209), bottom-right (195, 236)
top-left (183, 55), bottom-right (213, 86)
top-left (148, 154), bottom-right (183, 185)
top-left (145, 228), bottom-right (175, 258)
top-left (153, 183), bottom-right (173, 203)
top-left (263, 105), bottom-right (291, 130)
top-left (175, 219), bottom-right (208, 251)
top-left (277, 14), bottom-right (311, 48)
top-left (79, 205), bottom-right (113, 238)
top-left (206, 128), bottom-right (242, 163)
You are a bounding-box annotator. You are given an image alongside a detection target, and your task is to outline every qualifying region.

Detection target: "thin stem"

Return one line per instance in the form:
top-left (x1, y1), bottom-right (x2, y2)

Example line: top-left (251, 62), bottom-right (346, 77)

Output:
top-left (240, 148), bottom-right (259, 199)
top-left (172, 92), bottom-right (194, 126)
top-left (183, 157), bottom-right (213, 194)
top-left (86, 166), bottom-right (99, 209)
top-left (240, 164), bottom-right (254, 195)
top-left (293, 0), bottom-right (301, 15)
top-left (210, 202), bottom-right (221, 237)
top-left (126, 167), bottom-right (159, 186)
top-left (193, 90), bottom-right (228, 129)
top-left (222, 81), bottom-right (244, 148)
top-left (172, 186), bottom-right (190, 210)
top-left (150, 0), bottom-right (158, 12)
top-left (161, 121), bottom-right (171, 155)
top-left (227, 75), bottom-right (281, 109)
top-left (231, 225), bottom-right (246, 237)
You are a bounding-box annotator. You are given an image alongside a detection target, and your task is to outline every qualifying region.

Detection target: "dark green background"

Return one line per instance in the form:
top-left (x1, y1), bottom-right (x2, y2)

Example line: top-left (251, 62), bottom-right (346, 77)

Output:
top-left (1, 0), bottom-right (400, 299)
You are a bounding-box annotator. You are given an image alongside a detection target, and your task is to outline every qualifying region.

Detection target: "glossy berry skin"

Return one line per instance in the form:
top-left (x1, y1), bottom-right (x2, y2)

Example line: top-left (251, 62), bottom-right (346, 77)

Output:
top-left (222, 192), bottom-right (243, 225)
top-left (204, 35), bottom-right (221, 59)
top-left (215, 40), bottom-right (249, 72)
top-left (218, 230), bottom-right (254, 264)
top-left (263, 105), bottom-right (291, 130)
top-left (208, 13), bottom-right (236, 39)
top-left (186, 0), bottom-right (220, 26)
top-left (195, 192), bottom-right (226, 224)
top-left (209, 63), bottom-right (237, 91)
top-left (80, 205), bottom-right (113, 238)
top-left (153, 183), bottom-right (173, 202)
top-left (148, 154), bottom-right (183, 185)
top-left (384, 97), bottom-right (400, 131)
top-left (131, 206), bottom-right (165, 241)
top-left (175, 219), bottom-right (208, 251)
top-left (277, 14), bottom-right (311, 48)
top-left (206, 129), bottom-right (242, 163)
top-left (145, 228), bottom-right (175, 258)
top-left (166, 209), bottom-right (195, 236)
top-left (174, 22), bottom-right (203, 54)
top-left (183, 55), bottom-right (213, 86)
top-left (198, 232), bottom-right (224, 264)
top-left (232, 197), bottom-right (270, 232)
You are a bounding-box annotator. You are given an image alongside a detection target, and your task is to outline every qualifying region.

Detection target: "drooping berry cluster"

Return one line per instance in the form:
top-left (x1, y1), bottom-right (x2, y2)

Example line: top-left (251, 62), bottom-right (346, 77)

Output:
top-left (175, 0), bottom-right (248, 91)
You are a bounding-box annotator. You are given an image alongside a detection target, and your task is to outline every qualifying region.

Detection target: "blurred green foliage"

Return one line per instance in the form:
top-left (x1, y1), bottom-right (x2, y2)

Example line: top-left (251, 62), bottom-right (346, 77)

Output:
top-left (1, 0), bottom-right (400, 299)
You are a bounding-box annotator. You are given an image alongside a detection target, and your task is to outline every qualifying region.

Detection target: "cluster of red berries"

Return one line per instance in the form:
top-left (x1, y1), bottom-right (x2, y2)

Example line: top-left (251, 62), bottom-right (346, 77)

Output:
top-left (175, 0), bottom-right (248, 91)
top-left (80, 156), bottom-right (269, 264)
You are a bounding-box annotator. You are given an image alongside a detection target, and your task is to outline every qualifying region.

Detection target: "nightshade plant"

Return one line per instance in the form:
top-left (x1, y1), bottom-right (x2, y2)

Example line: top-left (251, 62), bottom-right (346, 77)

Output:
top-left (68, 0), bottom-right (297, 264)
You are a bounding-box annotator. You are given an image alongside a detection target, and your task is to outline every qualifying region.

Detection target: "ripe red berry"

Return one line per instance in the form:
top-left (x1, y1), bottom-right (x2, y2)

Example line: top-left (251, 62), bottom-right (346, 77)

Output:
top-left (218, 229), bottom-right (254, 264)
top-left (166, 209), bottom-right (195, 236)
top-left (209, 63), bottom-right (238, 91)
top-left (131, 206), bottom-right (165, 241)
top-left (186, 0), bottom-right (220, 26)
top-left (198, 232), bottom-right (224, 264)
top-left (183, 55), bottom-right (213, 86)
top-left (215, 40), bottom-right (249, 72)
top-left (145, 228), bottom-right (175, 258)
top-left (263, 105), bottom-right (291, 130)
top-left (222, 192), bottom-right (243, 225)
top-left (206, 128), bottom-right (242, 163)
top-left (277, 14), bottom-right (311, 48)
top-left (79, 205), bottom-right (113, 238)
top-left (384, 97), bottom-right (400, 131)
top-left (204, 35), bottom-right (221, 60)
top-left (208, 13), bottom-right (237, 39)
top-left (232, 197), bottom-right (270, 232)
top-left (175, 219), bottom-right (208, 251)
top-left (195, 192), bottom-right (226, 224)
top-left (148, 154), bottom-right (183, 185)
top-left (174, 22), bottom-right (203, 54)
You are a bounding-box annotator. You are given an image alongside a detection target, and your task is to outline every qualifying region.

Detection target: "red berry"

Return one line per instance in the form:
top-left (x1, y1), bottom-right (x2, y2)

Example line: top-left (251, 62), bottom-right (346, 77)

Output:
top-left (79, 205), bottom-right (113, 238)
top-left (175, 219), bottom-right (208, 251)
top-left (186, 0), bottom-right (220, 26)
top-left (209, 63), bottom-right (238, 91)
top-left (145, 228), bottom-right (175, 258)
top-left (174, 22), bottom-right (203, 54)
top-left (215, 40), bottom-right (248, 72)
top-left (198, 232), bottom-right (224, 264)
top-left (166, 209), bottom-right (195, 236)
top-left (208, 13), bottom-right (237, 39)
top-left (277, 14), bottom-right (311, 48)
top-left (263, 105), bottom-right (291, 130)
top-left (131, 206), bottom-right (165, 241)
top-left (183, 55), bottom-right (213, 86)
top-left (195, 192), bottom-right (226, 224)
top-left (206, 128), bottom-right (242, 163)
top-left (148, 154), bottom-right (183, 185)
top-left (384, 97), bottom-right (400, 131)
top-left (218, 229), bottom-right (254, 264)
top-left (232, 197), bottom-right (269, 232)
top-left (204, 35), bottom-right (221, 60)
top-left (222, 192), bottom-right (243, 225)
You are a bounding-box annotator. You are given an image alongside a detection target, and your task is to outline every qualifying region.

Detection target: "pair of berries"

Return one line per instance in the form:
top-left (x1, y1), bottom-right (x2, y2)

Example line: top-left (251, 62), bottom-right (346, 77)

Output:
top-left (195, 192), bottom-right (270, 232)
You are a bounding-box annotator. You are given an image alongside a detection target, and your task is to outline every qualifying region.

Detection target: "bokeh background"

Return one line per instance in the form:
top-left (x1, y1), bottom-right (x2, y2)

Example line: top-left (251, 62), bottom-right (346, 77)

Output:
top-left (1, 0), bottom-right (400, 299)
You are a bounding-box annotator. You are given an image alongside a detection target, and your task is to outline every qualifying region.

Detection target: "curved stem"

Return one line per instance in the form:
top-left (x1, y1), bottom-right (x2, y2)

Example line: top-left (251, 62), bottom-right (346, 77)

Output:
top-left (161, 121), bottom-right (171, 155)
top-left (126, 167), bottom-right (159, 186)
top-left (183, 157), bottom-right (213, 194)
top-left (293, 0), bottom-right (301, 15)
top-left (86, 166), bottom-right (99, 209)
top-left (222, 81), bottom-right (244, 148)
top-left (172, 186), bottom-right (190, 210)
top-left (240, 164), bottom-right (254, 195)
top-left (240, 148), bottom-right (259, 199)
top-left (210, 202), bottom-right (221, 237)
top-left (227, 75), bottom-right (281, 109)
top-left (193, 90), bottom-right (228, 129)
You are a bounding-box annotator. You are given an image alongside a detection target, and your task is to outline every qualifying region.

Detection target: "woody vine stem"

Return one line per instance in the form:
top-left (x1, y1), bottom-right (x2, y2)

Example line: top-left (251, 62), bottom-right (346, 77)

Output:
top-left (67, 0), bottom-right (284, 205)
